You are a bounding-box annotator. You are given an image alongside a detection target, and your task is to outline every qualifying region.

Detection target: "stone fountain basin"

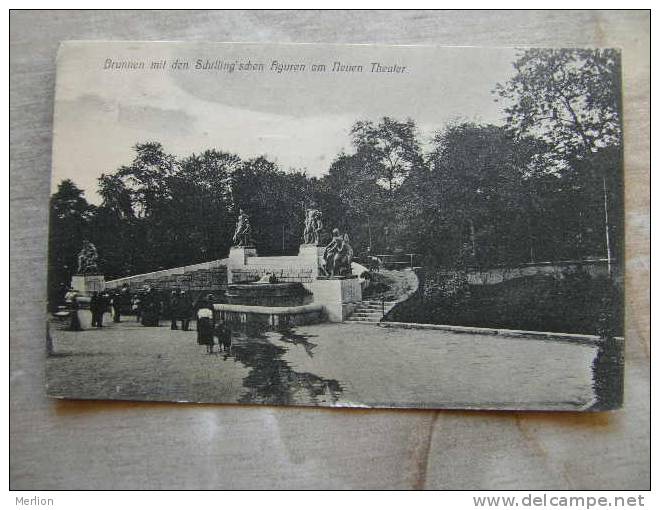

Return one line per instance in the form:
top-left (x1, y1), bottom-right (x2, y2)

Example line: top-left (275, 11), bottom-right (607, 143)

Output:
top-left (226, 282), bottom-right (311, 307)
top-left (213, 303), bottom-right (324, 329)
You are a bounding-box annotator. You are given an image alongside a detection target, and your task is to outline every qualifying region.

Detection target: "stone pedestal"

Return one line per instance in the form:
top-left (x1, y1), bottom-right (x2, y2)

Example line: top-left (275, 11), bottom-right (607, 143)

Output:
top-left (298, 244), bottom-right (325, 276)
top-left (229, 246), bottom-right (257, 267)
top-left (71, 274), bottom-right (105, 295)
top-left (227, 246), bottom-right (257, 283)
top-left (305, 277), bottom-right (362, 322)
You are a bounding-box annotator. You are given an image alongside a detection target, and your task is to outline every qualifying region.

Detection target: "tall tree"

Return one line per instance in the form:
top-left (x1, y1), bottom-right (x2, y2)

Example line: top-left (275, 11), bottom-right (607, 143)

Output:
top-left (318, 153), bottom-right (387, 254)
top-left (48, 180), bottom-right (93, 307)
top-left (92, 173), bottom-right (138, 277)
top-left (495, 48), bottom-right (623, 267)
top-left (349, 117), bottom-right (425, 252)
top-left (350, 117), bottom-right (424, 194)
top-left (424, 123), bottom-right (550, 267)
top-left (177, 150), bottom-right (242, 262)
top-left (495, 49), bottom-right (621, 159)
top-left (112, 142), bottom-right (179, 270)
top-left (116, 142), bottom-right (177, 218)
top-left (231, 157), bottom-right (308, 255)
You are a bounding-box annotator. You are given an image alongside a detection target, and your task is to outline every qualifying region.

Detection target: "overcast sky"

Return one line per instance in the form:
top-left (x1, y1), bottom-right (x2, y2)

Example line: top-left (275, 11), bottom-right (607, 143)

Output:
top-left (52, 42), bottom-right (518, 203)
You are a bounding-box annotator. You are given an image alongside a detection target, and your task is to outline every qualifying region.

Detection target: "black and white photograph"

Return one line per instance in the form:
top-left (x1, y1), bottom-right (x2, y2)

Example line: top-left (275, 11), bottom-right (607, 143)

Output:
top-left (45, 41), bottom-right (625, 411)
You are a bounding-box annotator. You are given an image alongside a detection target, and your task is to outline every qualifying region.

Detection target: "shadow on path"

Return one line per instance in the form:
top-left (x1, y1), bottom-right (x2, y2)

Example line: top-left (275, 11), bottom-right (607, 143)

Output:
top-left (229, 325), bottom-right (342, 406)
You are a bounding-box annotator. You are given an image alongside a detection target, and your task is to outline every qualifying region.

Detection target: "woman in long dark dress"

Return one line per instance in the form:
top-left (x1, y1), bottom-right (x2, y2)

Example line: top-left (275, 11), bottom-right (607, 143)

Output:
top-left (196, 297), bottom-right (215, 354)
top-left (65, 289), bottom-right (81, 331)
top-left (140, 288), bottom-right (160, 327)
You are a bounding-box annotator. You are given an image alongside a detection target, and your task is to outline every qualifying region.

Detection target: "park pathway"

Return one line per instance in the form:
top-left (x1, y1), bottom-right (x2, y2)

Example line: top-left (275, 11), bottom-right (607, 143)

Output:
top-left (47, 310), bottom-right (599, 410)
top-left (347, 268), bottom-right (419, 323)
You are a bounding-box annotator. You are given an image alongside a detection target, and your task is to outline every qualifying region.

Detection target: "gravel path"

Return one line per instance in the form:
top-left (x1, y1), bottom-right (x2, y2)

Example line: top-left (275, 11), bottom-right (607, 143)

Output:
top-left (47, 309), bottom-right (598, 410)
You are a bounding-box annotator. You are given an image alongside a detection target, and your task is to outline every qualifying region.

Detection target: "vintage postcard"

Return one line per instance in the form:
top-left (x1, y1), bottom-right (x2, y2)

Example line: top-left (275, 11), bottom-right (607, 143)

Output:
top-left (46, 41), bottom-right (624, 410)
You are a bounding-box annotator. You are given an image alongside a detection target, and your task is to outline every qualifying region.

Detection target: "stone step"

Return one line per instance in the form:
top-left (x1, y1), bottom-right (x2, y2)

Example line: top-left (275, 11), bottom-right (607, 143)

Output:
top-left (352, 307), bottom-right (394, 313)
top-left (347, 299), bottom-right (398, 322)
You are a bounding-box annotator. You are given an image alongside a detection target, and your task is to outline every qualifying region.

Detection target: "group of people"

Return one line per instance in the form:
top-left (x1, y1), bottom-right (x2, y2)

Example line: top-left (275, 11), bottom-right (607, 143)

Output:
top-left (63, 284), bottom-right (132, 330)
top-left (167, 289), bottom-right (193, 330)
top-left (89, 291), bottom-right (111, 327)
top-left (92, 284), bottom-right (133, 327)
top-left (133, 289), bottom-right (234, 354)
top-left (130, 287), bottom-right (196, 329)
top-left (61, 285), bottom-right (233, 355)
top-left (137, 289), bottom-right (231, 354)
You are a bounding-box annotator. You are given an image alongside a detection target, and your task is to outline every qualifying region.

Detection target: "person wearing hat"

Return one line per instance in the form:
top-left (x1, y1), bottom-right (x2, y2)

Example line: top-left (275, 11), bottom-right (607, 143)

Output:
top-left (132, 294), bottom-right (142, 323)
top-left (175, 290), bottom-right (192, 331)
top-left (196, 294), bottom-right (215, 354)
top-left (100, 291), bottom-right (111, 326)
top-left (169, 290), bottom-right (180, 330)
top-left (140, 286), bottom-right (159, 327)
top-left (64, 287), bottom-right (81, 331)
top-left (112, 283), bottom-right (131, 323)
top-left (90, 291), bottom-right (102, 328)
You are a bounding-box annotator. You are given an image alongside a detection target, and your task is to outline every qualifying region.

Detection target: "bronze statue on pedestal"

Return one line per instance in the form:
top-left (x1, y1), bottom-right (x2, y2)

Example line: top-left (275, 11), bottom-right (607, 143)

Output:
top-left (303, 206), bottom-right (323, 245)
top-left (76, 240), bottom-right (99, 275)
top-left (232, 209), bottom-right (253, 247)
top-left (323, 228), bottom-right (353, 277)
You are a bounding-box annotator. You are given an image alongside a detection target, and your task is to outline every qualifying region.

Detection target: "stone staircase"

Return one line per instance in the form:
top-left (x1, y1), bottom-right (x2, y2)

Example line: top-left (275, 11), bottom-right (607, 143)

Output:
top-left (346, 300), bottom-right (397, 323)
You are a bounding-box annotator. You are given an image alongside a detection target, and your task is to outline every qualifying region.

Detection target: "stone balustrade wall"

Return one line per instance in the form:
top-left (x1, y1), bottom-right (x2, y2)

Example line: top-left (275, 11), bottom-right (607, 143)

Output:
top-left (466, 259), bottom-right (619, 286)
top-left (231, 266), bottom-right (315, 284)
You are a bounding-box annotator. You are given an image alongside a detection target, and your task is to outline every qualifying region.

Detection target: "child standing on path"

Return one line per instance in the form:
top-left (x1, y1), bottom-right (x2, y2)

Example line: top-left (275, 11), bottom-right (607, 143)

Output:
top-left (216, 320), bottom-right (232, 354)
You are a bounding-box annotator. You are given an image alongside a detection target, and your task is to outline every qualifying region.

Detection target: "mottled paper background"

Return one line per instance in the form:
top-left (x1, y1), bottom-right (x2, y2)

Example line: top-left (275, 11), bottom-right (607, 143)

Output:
top-left (11, 10), bottom-right (649, 489)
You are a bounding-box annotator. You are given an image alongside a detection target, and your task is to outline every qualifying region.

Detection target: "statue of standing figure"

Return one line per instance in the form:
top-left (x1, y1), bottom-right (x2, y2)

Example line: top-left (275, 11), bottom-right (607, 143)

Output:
top-left (323, 228), bottom-right (353, 277)
top-left (232, 209), bottom-right (253, 247)
top-left (303, 206), bottom-right (323, 245)
top-left (76, 240), bottom-right (99, 274)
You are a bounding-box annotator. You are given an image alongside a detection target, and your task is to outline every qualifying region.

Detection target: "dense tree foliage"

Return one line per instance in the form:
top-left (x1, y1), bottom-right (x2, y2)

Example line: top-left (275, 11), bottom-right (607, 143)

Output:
top-left (494, 49), bottom-right (622, 159)
top-left (48, 49), bottom-right (623, 306)
top-left (48, 179), bottom-right (95, 304)
top-left (494, 48), bottom-right (623, 265)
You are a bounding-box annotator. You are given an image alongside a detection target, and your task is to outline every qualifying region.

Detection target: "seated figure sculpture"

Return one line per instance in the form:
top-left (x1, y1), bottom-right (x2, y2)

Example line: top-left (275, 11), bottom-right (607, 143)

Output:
top-left (323, 228), bottom-right (353, 277)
